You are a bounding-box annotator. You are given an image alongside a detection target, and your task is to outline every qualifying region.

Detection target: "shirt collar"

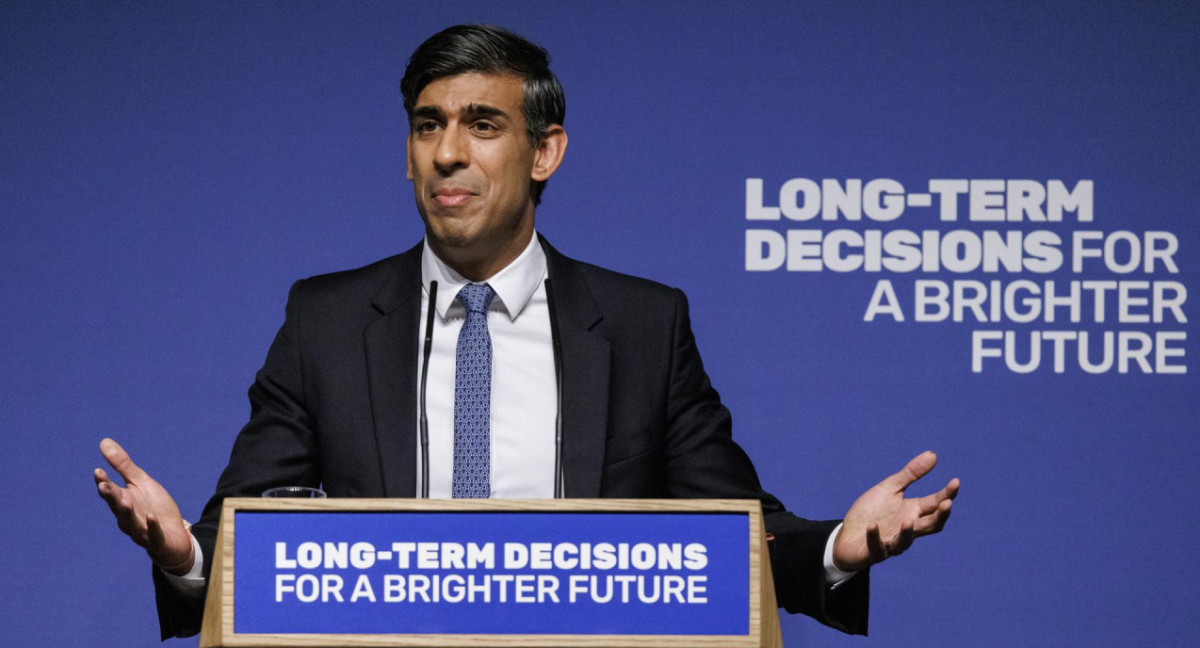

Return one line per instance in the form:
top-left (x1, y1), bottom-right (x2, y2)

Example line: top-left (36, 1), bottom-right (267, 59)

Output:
top-left (421, 232), bottom-right (547, 322)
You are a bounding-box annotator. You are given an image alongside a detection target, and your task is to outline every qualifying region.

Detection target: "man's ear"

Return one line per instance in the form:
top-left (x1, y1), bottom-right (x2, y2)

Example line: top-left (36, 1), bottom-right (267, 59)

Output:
top-left (405, 135), bottom-right (413, 180)
top-left (531, 125), bottom-right (568, 182)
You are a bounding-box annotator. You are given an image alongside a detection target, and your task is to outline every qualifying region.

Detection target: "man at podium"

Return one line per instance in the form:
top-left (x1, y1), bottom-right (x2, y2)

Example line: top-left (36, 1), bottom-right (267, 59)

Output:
top-left (95, 24), bottom-right (958, 640)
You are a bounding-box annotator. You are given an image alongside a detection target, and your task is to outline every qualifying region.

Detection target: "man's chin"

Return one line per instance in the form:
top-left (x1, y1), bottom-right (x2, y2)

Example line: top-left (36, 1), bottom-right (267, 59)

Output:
top-left (427, 228), bottom-right (478, 250)
top-left (425, 226), bottom-right (491, 265)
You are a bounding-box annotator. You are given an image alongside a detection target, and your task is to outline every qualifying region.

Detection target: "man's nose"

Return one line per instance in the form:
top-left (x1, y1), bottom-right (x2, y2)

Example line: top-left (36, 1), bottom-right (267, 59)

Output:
top-left (433, 126), bottom-right (469, 173)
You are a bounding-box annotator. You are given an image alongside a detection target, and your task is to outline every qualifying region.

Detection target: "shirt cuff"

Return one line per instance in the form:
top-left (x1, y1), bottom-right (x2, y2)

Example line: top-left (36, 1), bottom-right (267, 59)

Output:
top-left (159, 533), bottom-right (206, 597)
top-left (823, 522), bottom-right (858, 588)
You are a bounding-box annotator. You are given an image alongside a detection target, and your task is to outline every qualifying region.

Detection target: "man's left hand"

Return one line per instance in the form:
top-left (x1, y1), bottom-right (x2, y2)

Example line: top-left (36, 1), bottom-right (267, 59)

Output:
top-left (832, 450), bottom-right (959, 573)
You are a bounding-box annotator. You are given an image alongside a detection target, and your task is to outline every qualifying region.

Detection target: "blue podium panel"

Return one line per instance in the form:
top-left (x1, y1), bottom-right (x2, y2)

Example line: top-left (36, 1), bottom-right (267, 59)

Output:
top-left (233, 509), bottom-right (751, 636)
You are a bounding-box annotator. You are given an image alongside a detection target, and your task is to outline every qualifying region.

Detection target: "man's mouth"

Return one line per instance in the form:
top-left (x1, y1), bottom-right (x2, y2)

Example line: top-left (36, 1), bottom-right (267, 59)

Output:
top-left (433, 188), bottom-right (474, 207)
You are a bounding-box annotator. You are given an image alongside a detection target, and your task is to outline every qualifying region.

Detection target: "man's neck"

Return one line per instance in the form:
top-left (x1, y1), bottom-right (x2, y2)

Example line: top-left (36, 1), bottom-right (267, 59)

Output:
top-left (427, 230), bottom-right (536, 282)
top-left (421, 232), bottom-right (547, 322)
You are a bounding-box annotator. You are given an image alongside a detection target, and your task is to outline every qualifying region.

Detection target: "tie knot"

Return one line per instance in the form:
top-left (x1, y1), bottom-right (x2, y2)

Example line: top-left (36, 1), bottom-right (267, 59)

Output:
top-left (458, 283), bottom-right (495, 315)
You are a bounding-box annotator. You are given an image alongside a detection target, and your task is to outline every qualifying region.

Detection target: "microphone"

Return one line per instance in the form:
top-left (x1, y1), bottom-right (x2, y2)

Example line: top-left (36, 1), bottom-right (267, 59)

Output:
top-left (544, 278), bottom-right (565, 498)
top-left (418, 280), bottom-right (438, 498)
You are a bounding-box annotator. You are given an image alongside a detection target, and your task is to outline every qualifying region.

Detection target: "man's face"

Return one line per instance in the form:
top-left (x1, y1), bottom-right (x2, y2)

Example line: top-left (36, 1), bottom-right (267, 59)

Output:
top-left (407, 72), bottom-right (564, 279)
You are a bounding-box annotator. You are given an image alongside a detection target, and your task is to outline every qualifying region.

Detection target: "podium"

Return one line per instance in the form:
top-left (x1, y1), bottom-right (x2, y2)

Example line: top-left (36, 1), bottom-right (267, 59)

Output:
top-left (200, 498), bottom-right (782, 648)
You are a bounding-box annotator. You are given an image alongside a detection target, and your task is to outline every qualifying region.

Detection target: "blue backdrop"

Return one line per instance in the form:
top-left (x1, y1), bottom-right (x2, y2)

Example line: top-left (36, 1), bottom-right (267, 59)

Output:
top-left (3, 2), bottom-right (1197, 646)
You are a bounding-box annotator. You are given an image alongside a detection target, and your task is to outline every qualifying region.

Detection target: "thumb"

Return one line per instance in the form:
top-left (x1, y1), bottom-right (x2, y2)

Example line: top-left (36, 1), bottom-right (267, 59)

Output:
top-left (881, 450), bottom-right (938, 493)
top-left (100, 438), bottom-right (150, 485)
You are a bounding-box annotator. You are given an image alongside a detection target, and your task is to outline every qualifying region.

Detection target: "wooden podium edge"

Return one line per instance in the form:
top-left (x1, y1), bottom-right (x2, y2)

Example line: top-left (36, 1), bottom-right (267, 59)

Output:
top-left (200, 498), bottom-right (781, 648)
top-left (753, 519), bottom-right (783, 648)
top-left (199, 502), bottom-right (235, 648)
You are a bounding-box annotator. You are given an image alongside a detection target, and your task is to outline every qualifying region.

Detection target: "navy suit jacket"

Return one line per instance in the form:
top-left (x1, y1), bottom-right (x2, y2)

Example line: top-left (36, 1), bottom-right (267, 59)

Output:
top-left (155, 237), bottom-right (868, 638)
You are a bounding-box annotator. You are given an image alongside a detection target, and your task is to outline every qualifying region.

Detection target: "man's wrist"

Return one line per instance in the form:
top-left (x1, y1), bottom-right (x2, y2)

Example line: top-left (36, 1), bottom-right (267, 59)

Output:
top-left (157, 521), bottom-right (198, 576)
top-left (823, 522), bottom-right (858, 587)
top-left (160, 533), bottom-right (206, 597)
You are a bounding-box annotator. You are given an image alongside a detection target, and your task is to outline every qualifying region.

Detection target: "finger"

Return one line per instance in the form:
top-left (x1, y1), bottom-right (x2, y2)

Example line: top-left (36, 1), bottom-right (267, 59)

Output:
top-left (93, 467), bottom-right (109, 487)
top-left (881, 450), bottom-right (938, 493)
top-left (939, 477), bottom-right (961, 500)
top-left (97, 478), bottom-right (133, 524)
top-left (866, 523), bottom-right (887, 564)
top-left (947, 477), bottom-right (960, 498)
top-left (100, 438), bottom-right (149, 485)
top-left (104, 486), bottom-right (148, 544)
top-left (913, 498), bottom-right (954, 536)
top-left (112, 492), bottom-right (139, 533)
top-left (892, 521), bottom-right (915, 555)
top-left (912, 477), bottom-right (961, 515)
top-left (142, 514), bottom-right (168, 558)
top-left (929, 498), bottom-right (953, 534)
top-left (96, 478), bottom-right (126, 514)
top-left (147, 514), bottom-right (166, 553)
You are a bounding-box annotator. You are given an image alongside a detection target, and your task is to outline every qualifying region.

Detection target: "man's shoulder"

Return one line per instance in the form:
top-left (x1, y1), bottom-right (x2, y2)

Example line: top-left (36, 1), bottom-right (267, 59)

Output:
top-left (570, 258), bottom-right (680, 300)
top-left (285, 244), bottom-right (422, 315)
top-left (294, 245), bottom-right (420, 296)
top-left (544, 242), bottom-right (688, 330)
top-left (545, 241), bottom-right (681, 301)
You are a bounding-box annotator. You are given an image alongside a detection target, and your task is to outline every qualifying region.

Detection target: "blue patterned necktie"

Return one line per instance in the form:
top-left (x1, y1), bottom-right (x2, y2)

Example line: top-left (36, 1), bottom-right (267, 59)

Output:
top-left (452, 283), bottom-right (496, 498)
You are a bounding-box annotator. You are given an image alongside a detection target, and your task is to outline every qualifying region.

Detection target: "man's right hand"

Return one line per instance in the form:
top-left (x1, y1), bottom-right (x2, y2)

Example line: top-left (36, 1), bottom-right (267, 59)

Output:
top-left (94, 438), bottom-right (195, 575)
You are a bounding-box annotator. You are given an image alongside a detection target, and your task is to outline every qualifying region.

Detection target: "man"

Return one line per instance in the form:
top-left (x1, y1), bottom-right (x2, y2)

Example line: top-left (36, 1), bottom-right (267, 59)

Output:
top-left (96, 24), bottom-right (958, 639)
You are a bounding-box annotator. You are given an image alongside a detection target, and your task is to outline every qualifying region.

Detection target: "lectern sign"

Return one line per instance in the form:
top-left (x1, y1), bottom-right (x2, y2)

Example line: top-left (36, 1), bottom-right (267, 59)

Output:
top-left (233, 510), bottom-right (749, 635)
top-left (200, 499), bottom-right (779, 648)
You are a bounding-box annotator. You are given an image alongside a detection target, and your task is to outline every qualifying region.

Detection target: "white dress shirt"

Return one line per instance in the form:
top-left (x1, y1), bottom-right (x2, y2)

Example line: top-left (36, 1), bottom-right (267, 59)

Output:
top-left (417, 233), bottom-right (557, 497)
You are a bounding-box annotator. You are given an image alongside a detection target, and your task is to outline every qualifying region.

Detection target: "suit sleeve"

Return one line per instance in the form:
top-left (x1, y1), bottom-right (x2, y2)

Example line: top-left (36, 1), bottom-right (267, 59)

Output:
top-left (154, 280), bottom-right (322, 639)
top-left (661, 288), bottom-right (869, 635)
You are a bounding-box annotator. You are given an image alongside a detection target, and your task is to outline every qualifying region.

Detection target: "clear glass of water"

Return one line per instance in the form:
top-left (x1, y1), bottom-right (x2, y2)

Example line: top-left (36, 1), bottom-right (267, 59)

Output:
top-left (261, 486), bottom-right (327, 498)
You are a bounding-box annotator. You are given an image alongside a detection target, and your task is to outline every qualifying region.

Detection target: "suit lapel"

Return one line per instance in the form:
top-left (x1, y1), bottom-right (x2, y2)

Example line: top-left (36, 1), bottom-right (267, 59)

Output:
top-left (365, 245), bottom-right (423, 497)
top-left (543, 238), bottom-right (610, 498)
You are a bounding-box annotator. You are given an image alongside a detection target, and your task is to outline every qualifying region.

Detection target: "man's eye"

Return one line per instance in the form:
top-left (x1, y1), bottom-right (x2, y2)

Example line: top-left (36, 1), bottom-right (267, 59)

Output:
top-left (415, 121), bottom-right (439, 133)
top-left (473, 122), bottom-right (497, 133)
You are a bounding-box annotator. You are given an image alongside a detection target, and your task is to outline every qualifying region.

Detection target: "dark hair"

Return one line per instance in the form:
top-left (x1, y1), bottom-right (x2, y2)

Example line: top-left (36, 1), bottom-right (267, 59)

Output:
top-left (401, 24), bottom-right (566, 204)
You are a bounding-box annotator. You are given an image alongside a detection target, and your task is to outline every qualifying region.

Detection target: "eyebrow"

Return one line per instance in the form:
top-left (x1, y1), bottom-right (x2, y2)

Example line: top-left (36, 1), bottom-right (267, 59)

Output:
top-left (463, 103), bottom-right (507, 119)
top-left (411, 105), bottom-right (444, 122)
top-left (411, 103), bottom-right (510, 122)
